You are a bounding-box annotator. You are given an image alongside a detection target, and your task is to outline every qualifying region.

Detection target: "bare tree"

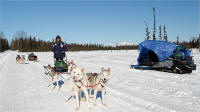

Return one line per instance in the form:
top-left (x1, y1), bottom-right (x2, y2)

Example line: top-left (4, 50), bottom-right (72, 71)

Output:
top-left (13, 31), bottom-right (27, 50)
top-left (0, 31), bottom-right (4, 37)
top-left (14, 31), bottom-right (27, 38)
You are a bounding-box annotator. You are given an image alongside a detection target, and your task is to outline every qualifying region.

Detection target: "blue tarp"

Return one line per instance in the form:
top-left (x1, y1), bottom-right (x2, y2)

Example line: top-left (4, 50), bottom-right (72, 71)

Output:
top-left (137, 40), bottom-right (191, 65)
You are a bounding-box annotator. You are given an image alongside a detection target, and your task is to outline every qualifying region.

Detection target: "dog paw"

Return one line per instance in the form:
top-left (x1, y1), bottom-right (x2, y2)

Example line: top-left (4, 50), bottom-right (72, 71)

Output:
top-left (65, 99), bottom-right (69, 102)
top-left (103, 103), bottom-right (107, 106)
top-left (93, 104), bottom-right (97, 106)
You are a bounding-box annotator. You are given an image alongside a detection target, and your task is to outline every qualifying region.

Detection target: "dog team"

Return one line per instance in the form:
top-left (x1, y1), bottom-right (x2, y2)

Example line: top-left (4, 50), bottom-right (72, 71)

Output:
top-left (16, 36), bottom-right (111, 110)
top-left (16, 52), bottom-right (38, 64)
top-left (43, 60), bottom-right (111, 110)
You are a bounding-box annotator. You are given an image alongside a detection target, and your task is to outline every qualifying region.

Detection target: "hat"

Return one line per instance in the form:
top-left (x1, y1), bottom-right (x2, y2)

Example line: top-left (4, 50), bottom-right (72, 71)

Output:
top-left (56, 35), bottom-right (61, 40)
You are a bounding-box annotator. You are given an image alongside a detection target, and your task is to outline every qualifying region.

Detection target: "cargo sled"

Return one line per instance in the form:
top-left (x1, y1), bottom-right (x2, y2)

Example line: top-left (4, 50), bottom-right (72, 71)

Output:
top-left (131, 40), bottom-right (196, 74)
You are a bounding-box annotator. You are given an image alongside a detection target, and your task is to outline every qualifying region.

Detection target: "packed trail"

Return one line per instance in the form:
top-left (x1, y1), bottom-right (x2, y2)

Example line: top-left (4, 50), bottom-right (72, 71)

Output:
top-left (0, 50), bottom-right (200, 112)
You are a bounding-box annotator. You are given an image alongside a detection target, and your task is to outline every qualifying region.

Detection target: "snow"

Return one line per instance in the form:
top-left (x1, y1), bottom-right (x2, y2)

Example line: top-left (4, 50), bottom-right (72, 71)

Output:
top-left (0, 50), bottom-right (200, 112)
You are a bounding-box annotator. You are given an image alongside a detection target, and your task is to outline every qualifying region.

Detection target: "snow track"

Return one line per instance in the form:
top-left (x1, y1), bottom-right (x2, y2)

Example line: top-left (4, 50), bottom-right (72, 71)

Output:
top-left (0, 50), bottom-right (200, 112)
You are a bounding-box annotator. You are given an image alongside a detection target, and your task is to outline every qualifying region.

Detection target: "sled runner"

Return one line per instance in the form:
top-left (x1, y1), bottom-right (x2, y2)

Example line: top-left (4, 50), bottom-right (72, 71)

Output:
top-left (131, 65), bottom-right (153, 70)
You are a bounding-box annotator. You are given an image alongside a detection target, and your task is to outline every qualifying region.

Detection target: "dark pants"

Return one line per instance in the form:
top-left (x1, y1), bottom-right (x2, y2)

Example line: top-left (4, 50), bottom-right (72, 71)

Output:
top-left (56, 58), bottom-right (63, 61)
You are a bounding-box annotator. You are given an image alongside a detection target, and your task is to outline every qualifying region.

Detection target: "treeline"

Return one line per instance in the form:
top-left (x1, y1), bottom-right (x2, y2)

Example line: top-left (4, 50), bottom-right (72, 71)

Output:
top-left (176, 36), bottom-right (200, 49)
top-left (0, 38), bottom-right (9, 52)
top-left (1, 29), bottom-right (199, 52)
top-left (67, 43), bottom-right (138, 51)
top-left (0, 32), bottom-right (9, 52)
top-left (7, 36), bottom-right (200, 52)
top-left (10, 36), bottom-right (138, 52)
top-left (10, 36), bottom-right (52, 52)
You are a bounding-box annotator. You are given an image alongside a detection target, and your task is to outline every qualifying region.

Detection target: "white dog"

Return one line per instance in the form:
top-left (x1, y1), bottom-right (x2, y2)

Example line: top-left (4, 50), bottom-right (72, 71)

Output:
top-left (65, 65), bottom-right (91, 110)
top-left (67, 60), bottom-right (75, 74)
top-left (87, 67), bottom-right (110, 106)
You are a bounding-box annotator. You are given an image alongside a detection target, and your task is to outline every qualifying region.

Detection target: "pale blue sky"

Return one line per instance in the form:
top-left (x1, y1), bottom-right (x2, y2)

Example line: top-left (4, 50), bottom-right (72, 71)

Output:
top-left (0, 0), bottom-right (199, 44)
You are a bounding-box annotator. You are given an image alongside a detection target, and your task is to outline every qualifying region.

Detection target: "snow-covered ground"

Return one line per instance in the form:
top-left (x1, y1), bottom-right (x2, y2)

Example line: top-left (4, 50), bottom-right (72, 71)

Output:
top-left (0, 50), bottom-right (200, 112)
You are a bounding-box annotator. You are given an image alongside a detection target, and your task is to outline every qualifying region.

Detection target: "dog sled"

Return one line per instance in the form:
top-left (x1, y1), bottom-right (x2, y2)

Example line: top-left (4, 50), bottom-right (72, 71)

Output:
top-left (130, 40), bottom-right (196, 74)
top-left (28, 53), bottom-right (38, 61)
top-left (53, 57), bottom-right (68, 74)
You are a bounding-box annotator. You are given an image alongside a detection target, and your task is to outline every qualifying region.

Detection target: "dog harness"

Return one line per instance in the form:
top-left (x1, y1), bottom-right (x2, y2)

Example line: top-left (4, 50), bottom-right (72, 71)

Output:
top-left (77, 77), bottom-right (106, 88)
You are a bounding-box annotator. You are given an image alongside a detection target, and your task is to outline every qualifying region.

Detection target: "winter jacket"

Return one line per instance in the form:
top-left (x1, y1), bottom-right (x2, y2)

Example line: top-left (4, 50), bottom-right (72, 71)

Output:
top-left (51, 41), bottom-right (67, 58)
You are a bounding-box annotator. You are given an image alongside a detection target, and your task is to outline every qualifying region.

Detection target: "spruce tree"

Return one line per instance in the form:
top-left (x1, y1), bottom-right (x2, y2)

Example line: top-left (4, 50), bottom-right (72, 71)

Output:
top-left (159, 25), bottom-right (162, 40)
top-left (163, 25), bottom-right (167, 41)
top-left (177, 36), bottom-right (179, 44)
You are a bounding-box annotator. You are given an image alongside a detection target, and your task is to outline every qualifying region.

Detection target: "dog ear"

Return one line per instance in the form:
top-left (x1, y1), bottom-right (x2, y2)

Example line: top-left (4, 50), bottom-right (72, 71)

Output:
top-left (107, 68), bottom-right (110, 73)
top-left (43, 65), bottom-right (46, 68)
top-left (81, 68), bottom-right (84, 72)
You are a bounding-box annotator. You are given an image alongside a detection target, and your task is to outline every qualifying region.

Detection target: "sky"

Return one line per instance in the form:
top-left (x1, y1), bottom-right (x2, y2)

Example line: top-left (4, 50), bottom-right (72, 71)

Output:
top-left (0, 0), bottom-right (199, 45)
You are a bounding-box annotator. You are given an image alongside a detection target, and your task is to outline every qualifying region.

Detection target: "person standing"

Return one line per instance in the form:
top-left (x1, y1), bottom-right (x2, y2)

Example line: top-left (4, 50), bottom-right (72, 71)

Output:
top-left (51, 35), bottom-right (67, 61)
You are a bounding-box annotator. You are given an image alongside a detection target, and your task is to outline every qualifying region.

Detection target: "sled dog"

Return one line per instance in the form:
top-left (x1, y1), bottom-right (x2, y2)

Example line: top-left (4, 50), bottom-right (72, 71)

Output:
top-left (16, 55), bottom-right (21, 63)
top-left (43, 65), bottom-right (60, 90)
top-left (87, 67), bottom-right (110, 106)
top-left (16, 55), bottom-right (25, 64)
top-left (65, 65), bottom-right (91, 110)
top-left (67, 60), bottom-right (75, 74)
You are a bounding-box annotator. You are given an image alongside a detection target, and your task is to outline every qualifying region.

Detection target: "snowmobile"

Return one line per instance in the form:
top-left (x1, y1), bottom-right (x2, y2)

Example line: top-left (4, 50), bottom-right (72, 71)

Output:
top-left (131, 40), bottom-right (196, 74)
top-left (28, 53), bottom-right (38, 61)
